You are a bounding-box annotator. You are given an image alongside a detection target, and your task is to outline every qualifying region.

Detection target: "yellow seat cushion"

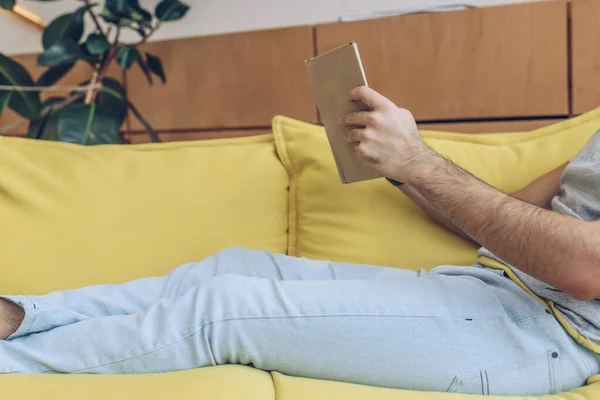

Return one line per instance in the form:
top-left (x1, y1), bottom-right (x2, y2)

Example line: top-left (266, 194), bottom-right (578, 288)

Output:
top-left (0, 365), bottom-right (274, 400)
top-left (0, 134), bottom-right (289, 294)
top-left (272, 372), bottom-right (600, 400)
top-left (272, 109), bottom-right (600, 270)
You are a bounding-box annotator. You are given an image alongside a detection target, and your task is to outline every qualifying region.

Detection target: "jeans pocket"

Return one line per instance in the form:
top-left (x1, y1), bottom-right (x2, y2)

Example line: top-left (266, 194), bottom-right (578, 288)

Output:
top-left (447, 350), bottom-right (561, 396)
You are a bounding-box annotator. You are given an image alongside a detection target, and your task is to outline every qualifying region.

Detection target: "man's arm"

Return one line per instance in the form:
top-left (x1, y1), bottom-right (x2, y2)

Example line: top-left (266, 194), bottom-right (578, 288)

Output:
top-left (342, 86), bottom-right (600, 301)
top-left (398, 185), bottom-right (475, 242)
top-left (398, 163), bottom-right (568, 244)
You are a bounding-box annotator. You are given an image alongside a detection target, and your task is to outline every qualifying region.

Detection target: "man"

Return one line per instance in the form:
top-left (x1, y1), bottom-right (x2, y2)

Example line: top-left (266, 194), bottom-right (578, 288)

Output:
top-left (1, 87), bottom-right (599, 396)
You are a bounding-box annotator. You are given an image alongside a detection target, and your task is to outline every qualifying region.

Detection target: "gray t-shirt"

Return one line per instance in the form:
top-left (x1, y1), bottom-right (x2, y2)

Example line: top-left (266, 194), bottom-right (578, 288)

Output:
top-left (478, 130), bottom-right (600, 343)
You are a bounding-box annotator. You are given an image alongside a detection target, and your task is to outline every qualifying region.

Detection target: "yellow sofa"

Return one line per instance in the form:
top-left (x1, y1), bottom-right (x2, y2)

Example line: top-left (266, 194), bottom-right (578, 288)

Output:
top-left (2, 108), bottom-right (600, 399)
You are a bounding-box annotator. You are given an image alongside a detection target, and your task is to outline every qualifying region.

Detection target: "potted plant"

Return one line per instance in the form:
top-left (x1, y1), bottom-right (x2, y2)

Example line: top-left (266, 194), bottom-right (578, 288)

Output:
top-left (0, 0), bottom-right (190, 144)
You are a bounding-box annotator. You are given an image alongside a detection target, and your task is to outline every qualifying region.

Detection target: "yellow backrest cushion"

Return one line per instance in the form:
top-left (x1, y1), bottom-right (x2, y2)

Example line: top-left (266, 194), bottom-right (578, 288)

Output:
top-left (273, 109), bottom-right (600, 270)
top-left (0, 134), bottom-right (289, 294)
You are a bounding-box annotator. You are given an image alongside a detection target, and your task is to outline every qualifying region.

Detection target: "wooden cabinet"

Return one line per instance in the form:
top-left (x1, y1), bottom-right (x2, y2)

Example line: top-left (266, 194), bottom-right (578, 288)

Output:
top-left (419, 119), bottom-right (564, 134)
top-left (125, 129), bottom-right (270, 143)
top-left (126, 26), bottom-right (316, 131)
top-left (316, 0), bottom-right (569, 121)
top-left (571, 0), bottom-right (600, 114)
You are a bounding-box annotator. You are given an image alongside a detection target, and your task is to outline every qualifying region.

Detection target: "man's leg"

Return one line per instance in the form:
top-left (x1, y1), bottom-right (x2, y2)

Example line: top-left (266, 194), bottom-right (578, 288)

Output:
top-left (1, 247), bottom-right (387, 339)
top-left (0, 301), bottom-right (24, 340)
top-left (1, 252), bottom-right (595, 396)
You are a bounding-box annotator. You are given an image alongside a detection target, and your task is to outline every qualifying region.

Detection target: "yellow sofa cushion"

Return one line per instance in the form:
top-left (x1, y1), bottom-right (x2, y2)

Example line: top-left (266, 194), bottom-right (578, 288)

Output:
top-left (272, 372), bottom-right (600, 400)
top-left (272, 109), bottom-right (600, 270)
top-left (0, 134), bottom-right (289, 294)
top-left (0, 365), bottom-right (273, 400)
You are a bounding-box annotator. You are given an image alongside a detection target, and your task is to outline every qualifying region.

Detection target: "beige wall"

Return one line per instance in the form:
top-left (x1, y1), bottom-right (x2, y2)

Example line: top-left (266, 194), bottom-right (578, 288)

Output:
top-left (1, 0), bottom-right (550, 55)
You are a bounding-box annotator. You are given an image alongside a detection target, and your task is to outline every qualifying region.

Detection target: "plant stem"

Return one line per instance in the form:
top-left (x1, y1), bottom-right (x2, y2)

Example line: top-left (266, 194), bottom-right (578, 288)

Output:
top-left (83, 0), bottom-right (105, 36)
top-left (40, 94), bottom-right (84, 120)
top-left (127, 100), bottom-right (160, 143)
top-left (90, 27), bottom-right (121, 104)
top-left (84, 71), bottom-right (99, 104)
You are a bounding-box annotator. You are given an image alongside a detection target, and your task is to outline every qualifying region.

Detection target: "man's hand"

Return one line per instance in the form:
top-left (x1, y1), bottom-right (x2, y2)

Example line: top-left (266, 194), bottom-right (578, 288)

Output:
top-left (340, 86), bottom-right (433, 183)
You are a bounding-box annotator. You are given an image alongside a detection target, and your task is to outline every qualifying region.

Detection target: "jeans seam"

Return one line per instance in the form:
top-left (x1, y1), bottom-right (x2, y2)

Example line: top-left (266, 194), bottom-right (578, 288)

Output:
top-left (513, 312), bottom-right (551, 324)
top-left (203, 324), bottom-right (217, 366)
top-left (66, 313), bottom-right (511, 374)
top-left (567, 335), bottom-right (594, 379)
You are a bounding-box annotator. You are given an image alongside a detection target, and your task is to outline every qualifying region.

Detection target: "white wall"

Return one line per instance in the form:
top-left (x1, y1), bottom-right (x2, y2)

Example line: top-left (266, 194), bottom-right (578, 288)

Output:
top-left (1, 0), bottom-right (548, 56)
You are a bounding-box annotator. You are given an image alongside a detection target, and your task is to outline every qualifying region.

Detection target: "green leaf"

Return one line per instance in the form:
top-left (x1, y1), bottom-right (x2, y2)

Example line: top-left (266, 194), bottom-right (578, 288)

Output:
top-left (0, 0), bottom-right (15, 11)
top-left (116, 46), bottom-right (140, 70)
top-left (135, 25), bottom-right (148, 38)
top-left (79, 43), bottom-right (102, 63)
top-left (106, 0), bottom-right (134, 14)
top-left (57, 103), bottom-right (95, 144)
top-left (117, 17), bottom-right (136, 28)
top-left (145, 53), bottom-right (166, 83)
top-left (42, 13), bottom-right (84, 50)
top-left (155, 0), bottom-right (189, 22)
top-left (27, 97), bottom-right (63, 140)
top-left (134, 7), bottom-right (152, 22)
top-left (58, 102), bottom-right (122, 145)
top-left (127, 101), bottom-right (160, 143)
top-left (100, 0), bottom-right (150, 28)
top-left (130, 6), bottom-right (152, 23)
top-left (99, 8), bottom-right (119, 23)
top-left (85, 34), bottom-right (110, 55)
top-left (103, 0), bottom-right (147, 18)
top-left (0, 90), bottom-right (11, 118)
top-left (136, 56), bottom-right (153, 85)
top-left (56, 103), bottom-right (90, 143)
top-left (38, 39), bottom-right (88, 67)
top-left (36, 63), bottom-right (75, 86)
top-left (88, 106), bottom-right (123, 144)
top-left (96, 77), bottom-right (128, 125)
top-left (0, 53), bottom-right (41, 119)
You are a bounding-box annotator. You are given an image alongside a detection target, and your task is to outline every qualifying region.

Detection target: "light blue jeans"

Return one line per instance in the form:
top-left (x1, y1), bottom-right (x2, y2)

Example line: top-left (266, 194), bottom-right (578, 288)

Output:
top-left (1, 247), bottom-right (598, 396)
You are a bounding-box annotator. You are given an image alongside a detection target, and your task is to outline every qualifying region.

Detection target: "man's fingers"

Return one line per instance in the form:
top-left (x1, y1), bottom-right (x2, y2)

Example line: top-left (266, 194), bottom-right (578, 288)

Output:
top-left (355, 143), bottom-right (379, 164)
top-left (341, 111), bottom-right (372, 127)
top-left (347, 86), bottom-right (391, 110)
top-left (346, 128), bottom-right (365, 144)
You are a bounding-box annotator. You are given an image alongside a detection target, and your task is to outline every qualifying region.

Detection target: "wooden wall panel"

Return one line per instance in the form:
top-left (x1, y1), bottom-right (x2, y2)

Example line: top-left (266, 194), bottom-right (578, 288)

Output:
top-left (572, 0), bottom-right (600, 114)
top-left (316, 0), bottom-right (568, 121)
top-left (0, 54), bottom-right (123, 135)
top-left (418, 119), bottom-right (564, 134)
top-left (126, 26), bottom-right (316, 131)
top-left (125, 129), bottom-right (270, 144)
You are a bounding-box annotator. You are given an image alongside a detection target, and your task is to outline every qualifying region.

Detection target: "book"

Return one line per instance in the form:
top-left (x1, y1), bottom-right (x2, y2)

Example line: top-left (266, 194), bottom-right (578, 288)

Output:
top-left (305, 42), bottom-right (382, 184)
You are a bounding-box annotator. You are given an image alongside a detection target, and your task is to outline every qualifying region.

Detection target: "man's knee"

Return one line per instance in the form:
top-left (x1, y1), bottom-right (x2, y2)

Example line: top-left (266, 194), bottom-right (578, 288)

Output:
top-left (199, 274), bottom-right (257, 319)
top-left (205, 274), bottom-right (249, 296)
top-left (215, 246), bottom-right (261, 259)
top-left (213, 246), bottom-right (274, 274)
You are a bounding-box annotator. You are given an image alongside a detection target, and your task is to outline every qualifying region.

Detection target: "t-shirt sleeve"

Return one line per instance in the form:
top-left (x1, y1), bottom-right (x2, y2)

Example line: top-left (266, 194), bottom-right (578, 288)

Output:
top-left (551, 129), bottom-right (600, 222)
